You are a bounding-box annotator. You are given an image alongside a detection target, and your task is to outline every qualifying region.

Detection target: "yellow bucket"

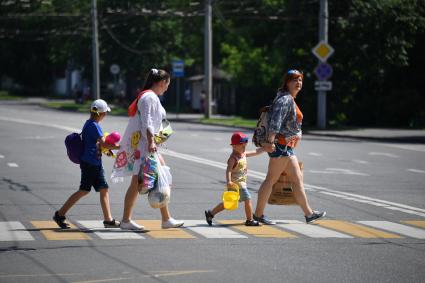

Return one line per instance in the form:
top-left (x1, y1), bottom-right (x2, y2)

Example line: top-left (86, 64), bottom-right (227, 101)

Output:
top-left (222, 183), bottom-right (240, 210)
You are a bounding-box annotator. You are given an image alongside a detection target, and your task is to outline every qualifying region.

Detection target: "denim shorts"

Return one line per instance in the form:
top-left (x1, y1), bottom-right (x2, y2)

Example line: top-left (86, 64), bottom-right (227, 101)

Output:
top-left (268, 143), bottom-right (295, 158)
top-left (79, 161), bottom-right (108, 192)
top-left (238, 184), bottom-right (251, 202)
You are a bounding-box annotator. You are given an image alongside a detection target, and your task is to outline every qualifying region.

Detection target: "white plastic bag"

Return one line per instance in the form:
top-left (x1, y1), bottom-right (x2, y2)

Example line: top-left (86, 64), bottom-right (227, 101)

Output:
top-left (147, 153), bottom-right (171, 209)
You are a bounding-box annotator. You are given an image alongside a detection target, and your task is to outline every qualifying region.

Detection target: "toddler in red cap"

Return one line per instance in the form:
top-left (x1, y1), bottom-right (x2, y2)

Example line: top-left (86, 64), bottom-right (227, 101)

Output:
top-left (205, 132), bottom-right (265, 226)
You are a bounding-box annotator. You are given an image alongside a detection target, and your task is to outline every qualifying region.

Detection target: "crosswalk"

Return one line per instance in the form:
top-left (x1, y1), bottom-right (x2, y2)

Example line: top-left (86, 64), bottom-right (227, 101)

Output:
top-left (0, 220), bottom-right (424, 241)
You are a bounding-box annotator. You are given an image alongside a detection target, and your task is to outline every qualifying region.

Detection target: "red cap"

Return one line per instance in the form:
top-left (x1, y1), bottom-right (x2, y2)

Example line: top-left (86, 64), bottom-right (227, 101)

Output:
top-left (230, 132), bottom-right (248, 145)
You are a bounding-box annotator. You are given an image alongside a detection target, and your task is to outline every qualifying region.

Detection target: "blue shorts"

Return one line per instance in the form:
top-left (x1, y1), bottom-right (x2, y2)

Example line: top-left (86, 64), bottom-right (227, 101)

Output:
top-left (79, 161), bottom-right (108, 192)
top-left (238, 184), bottom-right (251, 202)
top-left (268, 144), bottom-right (295, 158)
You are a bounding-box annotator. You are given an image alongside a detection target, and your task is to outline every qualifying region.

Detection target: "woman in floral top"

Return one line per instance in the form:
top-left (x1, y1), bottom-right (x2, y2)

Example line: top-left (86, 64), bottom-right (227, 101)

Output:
top-left (253, 70), bottom-right (326, 225)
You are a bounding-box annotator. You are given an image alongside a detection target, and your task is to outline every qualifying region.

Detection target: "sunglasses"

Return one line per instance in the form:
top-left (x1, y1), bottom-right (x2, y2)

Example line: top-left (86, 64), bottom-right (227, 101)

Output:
top-left (288, 69), bottom-right (303, 74)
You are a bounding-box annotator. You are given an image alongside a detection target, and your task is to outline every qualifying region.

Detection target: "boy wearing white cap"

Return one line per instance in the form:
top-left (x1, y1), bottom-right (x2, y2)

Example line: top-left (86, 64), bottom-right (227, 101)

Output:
top-left (53, 99), bottom-right (121, 229)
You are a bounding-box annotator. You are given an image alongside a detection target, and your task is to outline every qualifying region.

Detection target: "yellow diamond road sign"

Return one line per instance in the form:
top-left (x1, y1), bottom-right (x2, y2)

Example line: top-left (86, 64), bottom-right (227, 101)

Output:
top-left (312, 41), bottom-right (334, 62)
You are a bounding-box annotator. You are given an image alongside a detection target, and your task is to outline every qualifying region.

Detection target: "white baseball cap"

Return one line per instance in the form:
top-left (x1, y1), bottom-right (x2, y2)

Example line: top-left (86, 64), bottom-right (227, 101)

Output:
top-left (90, 99), bottom-right (111, 113)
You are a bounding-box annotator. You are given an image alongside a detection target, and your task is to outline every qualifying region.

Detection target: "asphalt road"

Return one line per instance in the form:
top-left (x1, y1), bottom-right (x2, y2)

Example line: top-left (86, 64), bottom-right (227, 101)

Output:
top-left (0, 100), bottom-right (424, 283)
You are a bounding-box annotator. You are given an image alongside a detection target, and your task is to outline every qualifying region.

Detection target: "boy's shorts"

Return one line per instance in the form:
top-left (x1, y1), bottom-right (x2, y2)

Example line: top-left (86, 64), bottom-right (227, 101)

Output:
top-left (79, 161), bottom-right (109, 192)
top-left (238, 184), bottom-right (251, 202)
top-left (268, 144), bottom-right (295, 158)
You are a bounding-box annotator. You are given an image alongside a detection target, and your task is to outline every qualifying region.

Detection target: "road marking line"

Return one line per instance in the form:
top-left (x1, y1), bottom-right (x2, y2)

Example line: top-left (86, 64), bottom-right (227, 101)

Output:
top-left (368, 152), bottom-right (399, 158)
top-left (379, 143), bottom-right (425, 153)
top-left (353, 159), bottom-right (369, 164)
top-left (357, 221), bottom-right (425, 239)
top-left (184, 220), bottom-right (247, 238)
top-left (306, 184), bottom-right (425, 217)
top-left (31, 221), bottom-right (91, 240)
top-left (0, 116), bottom-right (79, 132)
top-left (0, 221), bottom-right (34, 241)
top-left (401, 221), bottom-right (425, 229)
top-left (315, 220), bottom-right (402, 238)
top-left (0, 155), bottom-right (4, 158)
top-left (218, 220), bottom-right (296, 238)
top-left (309, 168), bottom-right (369, 176)
top-left (7, 163), bottom-right (19, 167)
top-left (308, 152), bottom-right (322, 156)
top-left (77, 221), bottom-right (145, 240)
top-left (407, 168), bottom-right (425, 174)
top-left (135, 220), bottom-right (195, 239)
top-left (276, 220), bottom-right (352, 238)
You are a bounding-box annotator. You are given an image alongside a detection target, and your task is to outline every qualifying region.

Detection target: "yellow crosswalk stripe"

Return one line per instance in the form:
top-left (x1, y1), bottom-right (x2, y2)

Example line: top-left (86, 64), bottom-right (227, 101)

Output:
top-left (315, 220), bottom-right (402, 238)
top-left (135, 220), bottom-right (195, 239)
top-left (401, 221), bottom-right (425, 229)
top-left (31, 221), bottom-right (91, 240)
top-left (218, 220), bottom-right (296, 238)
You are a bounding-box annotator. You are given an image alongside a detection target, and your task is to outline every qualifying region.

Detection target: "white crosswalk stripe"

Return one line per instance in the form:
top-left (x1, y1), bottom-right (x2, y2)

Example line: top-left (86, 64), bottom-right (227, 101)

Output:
top-left (357, 221), bottom-right (425, 239)
top-left (0, 221), bottom-right (34, 241)
top-left (1, 220), bottom-right (425, 241)
top-left (77, 221), bottom-right (145, 240)
top-left (184, 220), bottom-right (247, 238)
top-left (276, 220), bottom-right (352, 238)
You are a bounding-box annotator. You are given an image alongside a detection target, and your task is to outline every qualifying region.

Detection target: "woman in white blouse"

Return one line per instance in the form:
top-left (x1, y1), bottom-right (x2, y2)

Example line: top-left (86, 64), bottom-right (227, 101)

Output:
top-left (119, 68), bottom-right (184, 230)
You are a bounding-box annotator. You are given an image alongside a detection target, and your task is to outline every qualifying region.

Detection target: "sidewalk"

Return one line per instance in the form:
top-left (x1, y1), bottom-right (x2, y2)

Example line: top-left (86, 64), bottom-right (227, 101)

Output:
top-left (167, 112), bottom-right (425, 144)
top-left (305, 128), bottom-right (425, 144)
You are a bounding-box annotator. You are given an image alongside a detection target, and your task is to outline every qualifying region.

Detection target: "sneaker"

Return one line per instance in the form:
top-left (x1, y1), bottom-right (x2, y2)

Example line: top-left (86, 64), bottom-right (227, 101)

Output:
top-left (53, 211), bottom-right (70, 229)
top-left (205, 210), bottom-right (214, 226)
top-left (120, 220), bottom-right (144, 231)
top-left (245, 219), bottom-right (261, 226)
top-left (305, 210), bottom-right (326, 224)
top-left (162, 218), bottom-right (184, 229)
top-left (103, 219), bottom-right (120, 228)
top-left (253, 214), bottom-right (276, 225)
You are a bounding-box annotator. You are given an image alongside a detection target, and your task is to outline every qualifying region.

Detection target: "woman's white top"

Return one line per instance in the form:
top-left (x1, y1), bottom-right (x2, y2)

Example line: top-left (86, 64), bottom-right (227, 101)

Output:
top-left (110, 91), bottom-right (166, 180)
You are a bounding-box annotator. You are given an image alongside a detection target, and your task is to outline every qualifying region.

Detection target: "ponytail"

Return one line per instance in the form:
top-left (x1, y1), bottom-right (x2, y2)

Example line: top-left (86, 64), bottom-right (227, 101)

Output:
top-left (142, 68), bottom-right (170, 91)
top-left (128, 68), bottom-right (170, 117)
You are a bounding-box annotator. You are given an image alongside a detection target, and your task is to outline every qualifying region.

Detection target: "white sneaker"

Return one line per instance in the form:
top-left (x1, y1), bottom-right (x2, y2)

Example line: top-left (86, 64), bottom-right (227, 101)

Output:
top-left (162, 218), bottom-right (184, 229)
top-left (120, 220), bottom-right (144, 231)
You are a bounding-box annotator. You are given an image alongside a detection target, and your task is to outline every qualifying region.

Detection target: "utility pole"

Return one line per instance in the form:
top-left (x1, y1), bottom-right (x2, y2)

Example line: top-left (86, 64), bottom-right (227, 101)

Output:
top-left (204, 0), bottom-right (212, 118)
top-left (91, 0), bottom-right (100, 100)
top-left (317, 0), bottom-right (328, 128)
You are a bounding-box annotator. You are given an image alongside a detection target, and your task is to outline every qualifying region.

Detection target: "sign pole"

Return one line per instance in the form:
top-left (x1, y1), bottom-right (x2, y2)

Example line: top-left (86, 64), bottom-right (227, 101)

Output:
top-left (176, 77), bottom-right (180, 119)
top-left (204, 0), bottom-right (212, 119)
top-left (91, 0), bottom-right (100, 100)
top-left (317, 0), bottom-right (328, 129)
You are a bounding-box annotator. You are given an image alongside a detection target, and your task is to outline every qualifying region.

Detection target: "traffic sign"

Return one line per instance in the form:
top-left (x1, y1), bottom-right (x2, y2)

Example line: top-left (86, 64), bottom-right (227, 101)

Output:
top-left (172, 59), bottom-right (184, 78)
top-left (315, 81), bottom-right (332, 91)
top-left (110, 64), bottom-right (120, 75)
top-left (312, 41), bottom-right (334, 62)
top-left (314, 62), bottom-right (333, 81)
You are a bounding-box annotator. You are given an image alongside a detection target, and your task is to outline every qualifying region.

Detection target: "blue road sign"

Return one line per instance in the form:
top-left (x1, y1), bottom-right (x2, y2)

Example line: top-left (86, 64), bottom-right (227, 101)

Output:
top-left (172, 59), bottom-right (184, 78)
top-left (314, 62), bottom-right (333, 81)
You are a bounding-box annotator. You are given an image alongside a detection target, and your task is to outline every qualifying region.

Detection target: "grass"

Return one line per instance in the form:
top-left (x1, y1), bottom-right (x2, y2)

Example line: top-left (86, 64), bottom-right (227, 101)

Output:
top-left (45, 101), bottom-right (128, 116)
top-left (0, 91), bottom-right (23, 100)
top-left (200, 117), bottom-right (257, 129)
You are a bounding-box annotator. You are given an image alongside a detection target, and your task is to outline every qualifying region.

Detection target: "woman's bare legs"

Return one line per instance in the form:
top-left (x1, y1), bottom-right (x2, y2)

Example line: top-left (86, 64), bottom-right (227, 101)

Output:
top-left (254, 157), bottom-right (289, 218)
top-left (122, 175), bottom-right (139, 222)
top-left (284, 156), bottom-right (313, 216)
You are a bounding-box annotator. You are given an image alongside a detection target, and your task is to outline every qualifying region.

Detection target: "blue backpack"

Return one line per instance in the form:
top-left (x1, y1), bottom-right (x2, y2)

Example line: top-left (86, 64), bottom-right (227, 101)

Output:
top-left (65, 132), bottom-right (84, 164)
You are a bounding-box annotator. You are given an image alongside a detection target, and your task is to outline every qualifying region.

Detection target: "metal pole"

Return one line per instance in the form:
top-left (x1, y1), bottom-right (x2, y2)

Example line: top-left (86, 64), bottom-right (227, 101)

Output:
top-left (204, 0), bottom-right (212, 118)
top-left (317, 0), bottom-right (328, 129)
top-left (91, 0), bottom-right (100, 100)
top-left (176, 77), bottom-right (180, 119)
